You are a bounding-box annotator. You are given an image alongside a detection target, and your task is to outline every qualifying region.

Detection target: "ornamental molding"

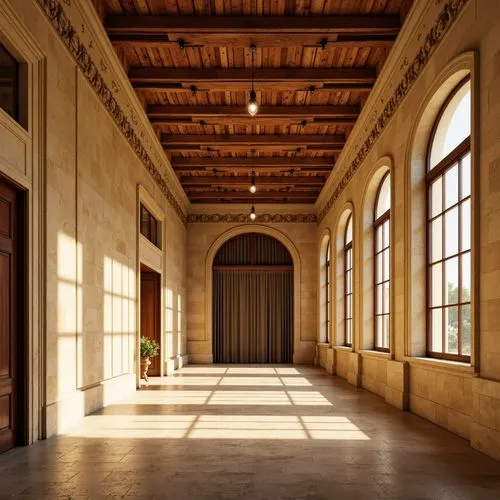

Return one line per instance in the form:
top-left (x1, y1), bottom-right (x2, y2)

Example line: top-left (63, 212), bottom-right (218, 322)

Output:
top-left (35, 0), bottom-right (188, 224)
top-left (317, 0), bottom-right (469, 223)
top-left (187, 213), bottom-right (318, 224)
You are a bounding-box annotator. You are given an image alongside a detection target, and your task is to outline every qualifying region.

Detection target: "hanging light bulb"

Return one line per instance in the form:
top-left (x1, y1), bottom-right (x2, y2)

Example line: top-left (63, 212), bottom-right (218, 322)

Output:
top-left (247, 44), bottom-right (259, 116)
top-left (248, 91), bottom-right (258, 117)
top-left (249, 171), bottom-right (257, 193)
top-left (249, 204), bottom-right (256, 221)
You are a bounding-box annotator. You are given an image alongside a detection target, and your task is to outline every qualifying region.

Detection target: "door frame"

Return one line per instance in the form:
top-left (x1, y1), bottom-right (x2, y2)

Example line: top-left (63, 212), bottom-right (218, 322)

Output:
top-left (136, 185), bottom-right (165, 386)
top-left (0, 0), bottom-right (46, 445)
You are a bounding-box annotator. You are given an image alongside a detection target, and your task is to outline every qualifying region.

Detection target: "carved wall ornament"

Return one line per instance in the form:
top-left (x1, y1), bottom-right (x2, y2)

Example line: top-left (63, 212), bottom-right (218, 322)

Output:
top-left (35, 0), bottom-right (187, 225)
top-left (187, 213), bottom-right (318, 224)
top-left (318, 0), bottom-right (469, 223)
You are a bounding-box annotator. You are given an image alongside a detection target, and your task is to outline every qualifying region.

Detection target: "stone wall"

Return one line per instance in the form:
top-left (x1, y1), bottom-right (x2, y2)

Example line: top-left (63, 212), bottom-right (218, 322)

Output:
top-left (316, 0), bottom-right (500, 460)
top-left (4, 0), bottom-right (188, 436)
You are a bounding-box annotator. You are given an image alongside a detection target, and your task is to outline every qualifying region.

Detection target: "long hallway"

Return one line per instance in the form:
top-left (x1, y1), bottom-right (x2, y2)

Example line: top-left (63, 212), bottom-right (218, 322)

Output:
top-left (1, 366), bottom-right (499, 499)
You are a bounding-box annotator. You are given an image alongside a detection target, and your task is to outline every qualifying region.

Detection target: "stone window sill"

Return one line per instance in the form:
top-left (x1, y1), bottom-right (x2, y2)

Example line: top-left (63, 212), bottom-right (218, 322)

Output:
top-left (333, 345), bottom-right (353, 352)
top-left (359, 349), bottom-right (391, 360)
top-left (404, 356), bottom-right (477, 376)
top-left (317, 342), bottom-right (331, 348)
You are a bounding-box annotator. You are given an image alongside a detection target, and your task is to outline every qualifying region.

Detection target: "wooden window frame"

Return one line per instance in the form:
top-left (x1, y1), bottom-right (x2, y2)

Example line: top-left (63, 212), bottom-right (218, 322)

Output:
top-left (426, 77), bottom-right (471, 363)
top-left (374, 172), bottom-right (390, 352)
top-left (325, 239), bottom-right (330, 344)
top-left (344, 215), bottom-right (353, 347)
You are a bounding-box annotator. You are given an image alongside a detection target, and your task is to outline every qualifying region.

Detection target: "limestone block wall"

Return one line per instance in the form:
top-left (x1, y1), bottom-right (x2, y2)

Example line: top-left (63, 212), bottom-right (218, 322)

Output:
top-left (315, 0), bottom-right (500, 460)
top-left (186, 220), bottom-right (317, 364)
top-left (6, 0), bottom-right (188, 437)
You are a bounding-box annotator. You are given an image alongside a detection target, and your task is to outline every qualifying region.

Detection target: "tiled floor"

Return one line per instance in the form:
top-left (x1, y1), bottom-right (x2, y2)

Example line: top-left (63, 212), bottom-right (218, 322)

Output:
top-left (1, 366), bottom-right (500, 499)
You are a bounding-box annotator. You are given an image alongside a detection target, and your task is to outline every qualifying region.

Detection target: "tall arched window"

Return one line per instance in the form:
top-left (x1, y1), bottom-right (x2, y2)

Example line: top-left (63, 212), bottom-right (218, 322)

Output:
top-left (325, 239), bottom-right (331, 343)
top-left (427, 77), bottom-right (471, 361)
top-left (344, 215), bottom-right (353, 347)
top-left (374, 173), bottom-right (391, 351)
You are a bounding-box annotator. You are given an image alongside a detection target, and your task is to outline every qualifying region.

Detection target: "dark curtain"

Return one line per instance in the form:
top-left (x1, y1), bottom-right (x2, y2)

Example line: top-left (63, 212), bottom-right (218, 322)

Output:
top-left (213, 270), bottom-right (293, 363)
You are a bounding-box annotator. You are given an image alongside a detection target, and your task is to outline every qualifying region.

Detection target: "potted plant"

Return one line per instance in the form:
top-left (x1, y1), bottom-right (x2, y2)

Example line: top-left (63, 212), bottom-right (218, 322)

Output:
top-left (140, 336), bottom-right (160, 382)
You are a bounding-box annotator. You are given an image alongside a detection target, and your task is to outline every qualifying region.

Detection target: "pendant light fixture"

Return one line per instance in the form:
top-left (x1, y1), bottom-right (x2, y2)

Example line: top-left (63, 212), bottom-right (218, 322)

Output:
top-left (249, 204), bottom-right (257, 221)
top-left (247, 44), bottom-right (258, 117)
top-left (249, 171), bottom-right (257, 193)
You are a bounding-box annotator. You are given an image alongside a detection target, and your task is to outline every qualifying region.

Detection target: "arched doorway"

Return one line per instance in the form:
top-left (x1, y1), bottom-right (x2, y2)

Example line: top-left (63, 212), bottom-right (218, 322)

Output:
top-left (212, 232), bottom-right (293, 363)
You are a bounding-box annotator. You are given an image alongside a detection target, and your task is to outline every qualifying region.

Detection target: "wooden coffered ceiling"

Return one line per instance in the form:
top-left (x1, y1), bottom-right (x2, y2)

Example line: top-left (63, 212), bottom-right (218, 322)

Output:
top-left (101, 0), bottom-right (413, 204)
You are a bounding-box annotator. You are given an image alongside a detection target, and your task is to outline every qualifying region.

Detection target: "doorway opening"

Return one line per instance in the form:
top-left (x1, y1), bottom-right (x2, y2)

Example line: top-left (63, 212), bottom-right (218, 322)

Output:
top-left (140, 264), bottom-right (161, 377)
top-left (0, 174), bottom-right (27, 454)
top-left (212, 233), bottom-right (293, 363)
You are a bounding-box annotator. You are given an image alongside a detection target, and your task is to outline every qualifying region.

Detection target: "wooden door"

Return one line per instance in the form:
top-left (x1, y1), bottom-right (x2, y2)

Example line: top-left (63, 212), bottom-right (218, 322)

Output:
top-left (0, 177), bottom-right (19, 453)
top-left (140, 271), bottom-right (161, 376)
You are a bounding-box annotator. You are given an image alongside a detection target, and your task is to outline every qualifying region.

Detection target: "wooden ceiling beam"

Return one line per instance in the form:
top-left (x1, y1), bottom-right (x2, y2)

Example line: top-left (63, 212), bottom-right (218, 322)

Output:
top-left (181, 176), bottom-right (326, 186)
top-left (151, 117), bottom-right (357, 127)
top-left (171, 157), bottom-right (334, 168)
top-left (186, 191), bottom-right (320, 200)
top-left (134, 82), bottom-right (373, 93)
top-left (105, 15), bottom-right (401, 35)
top-left (108, 33), bottom-right (396, 49)
top-left (161, 134), bottom-right (345, 146)
top-left (130, 67), bottom-right (376, 86)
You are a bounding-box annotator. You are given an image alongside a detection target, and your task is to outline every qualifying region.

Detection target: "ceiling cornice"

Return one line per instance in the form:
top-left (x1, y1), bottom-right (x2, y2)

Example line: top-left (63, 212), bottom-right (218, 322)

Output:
top-left (34, 0), bottom-right (189, 225)
top-left (315, 0), bottom-right (470, 223)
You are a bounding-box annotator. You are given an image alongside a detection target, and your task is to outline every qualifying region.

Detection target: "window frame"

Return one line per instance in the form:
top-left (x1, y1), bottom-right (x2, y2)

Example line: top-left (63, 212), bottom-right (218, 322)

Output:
top-left (373, 172), bottom-right (391, 352)
top-left (425, 76), bottom-right (471, 363)
top-left (325, 238), bottom-right (330, 344)
top-left (344, 214), bottom-right (353, 347)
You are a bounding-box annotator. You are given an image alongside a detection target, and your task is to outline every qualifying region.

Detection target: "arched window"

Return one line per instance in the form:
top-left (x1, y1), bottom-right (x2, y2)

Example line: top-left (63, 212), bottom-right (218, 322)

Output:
top-left (344, 214), bottom-right (353, 347)
top-left (374, 173), bottom-right (391, 351)
top-left (427, 77), bottom-right (471, 361)
top-left (325, 239), bottom-right (331, 343)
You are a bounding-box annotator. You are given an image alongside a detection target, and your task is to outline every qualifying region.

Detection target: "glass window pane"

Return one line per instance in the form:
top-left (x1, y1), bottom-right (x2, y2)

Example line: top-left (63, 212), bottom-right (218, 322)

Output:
top-left (376, 316), bottom-right (383, 347)
top-left (430, 177), bottom-right (443, 218)
top-left (445, 306), bottom-right (459, 354)
top-left (430, 216), bottom-right (443, 263)
top-left (461, 152), bottom-right (471, 199)
top-left (345, 215), bottom-right (353, 244)
top-left (0, 43), bottom-right (18, 122)
top-left (461, 252), bottom-right (471, 303)
top-left (376, 253), bottom-right (382, 284)
top-left (383, 220), bottom-right (390, 247)
top-left (429, 81), bottom-right (471, 169)
top-left (431, 309), bottom-right (443, 352)
top-left (383, 282), bottom-right (390, 314)
top-left (461, 199), bottom-right (471, 252)
top-left (384, 315), bottom-right (390, 349)
top-left (376, 284), bottom-right (383, 314)
top-left (431, 263), bottom-right (443, 307)
top-left (445, 257), bottom-right (459, 305)
top-left (376, 225), bottom-right (383, 251)
top-left (383, 249), bottom-right (390, 281)
top-left (376, 174), bottom-right (391, 219)
top-left (444, 164), bottom-right (459, 209)
top-left (345, 270), bottom-right (351, 294)
top-left (444, 207), bottom-right (459, 257)
top-left (462, 304), bottom-right (471, 355)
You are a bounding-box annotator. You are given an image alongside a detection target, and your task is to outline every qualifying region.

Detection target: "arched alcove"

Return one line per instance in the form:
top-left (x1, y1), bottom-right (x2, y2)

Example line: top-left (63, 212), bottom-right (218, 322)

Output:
top-left (206, 225), bottom-right (301, 363)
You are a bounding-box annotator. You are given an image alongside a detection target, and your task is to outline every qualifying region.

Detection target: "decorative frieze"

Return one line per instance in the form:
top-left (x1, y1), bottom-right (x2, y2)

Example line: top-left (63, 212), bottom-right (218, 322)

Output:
top-left (318, 0), bottom-right (469, 223)
top-left (35, 0), bottom-right (187, 224)
top-left (187, 213), bottom-right (318, 224)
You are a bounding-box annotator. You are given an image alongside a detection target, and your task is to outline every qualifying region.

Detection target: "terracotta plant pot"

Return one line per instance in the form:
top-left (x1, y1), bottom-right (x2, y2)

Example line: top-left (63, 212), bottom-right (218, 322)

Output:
top-left (140, 356), bottom-right (151, 381)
